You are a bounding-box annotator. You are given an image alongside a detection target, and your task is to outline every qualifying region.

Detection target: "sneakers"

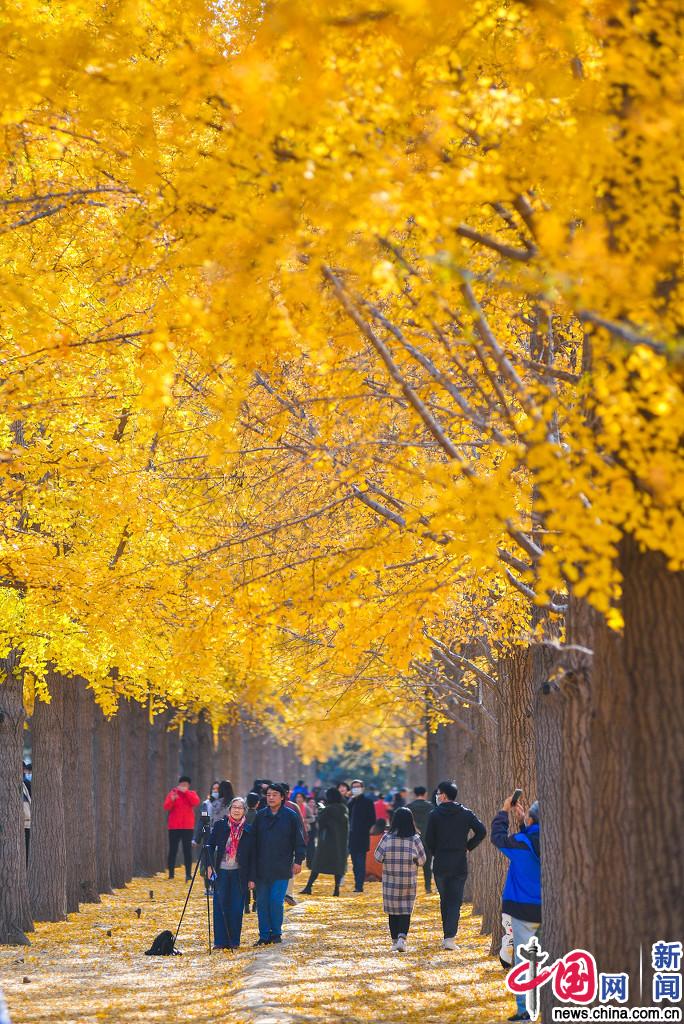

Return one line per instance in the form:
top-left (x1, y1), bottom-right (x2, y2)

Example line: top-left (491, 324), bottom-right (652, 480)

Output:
top-left (396, 935), bottom-right (407, 952)
top-left (391, 940), bottom-right (399, 951)
top-left (284, 894), bottom-right (297, 907)
top-left (507, 1013), bottom-right (530, 1022)
top-left (442, 937), bottom-right (456, 950)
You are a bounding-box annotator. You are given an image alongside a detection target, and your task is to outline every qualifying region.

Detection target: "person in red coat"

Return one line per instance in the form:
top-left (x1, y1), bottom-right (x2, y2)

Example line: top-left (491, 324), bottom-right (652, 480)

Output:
top-left (164, 775), bottom-right (200, 881)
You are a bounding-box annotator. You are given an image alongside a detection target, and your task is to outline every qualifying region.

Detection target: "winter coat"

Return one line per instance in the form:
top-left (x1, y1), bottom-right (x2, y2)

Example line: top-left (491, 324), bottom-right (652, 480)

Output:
top-left (424, 801), bottom-right (486, 877)
top-left (407, 798), bottom-right (432, 837)
top-left (491, 810), bottom-right (541, 921)
top-left (312, 802), bottom-right (349, 876)
top-left (374, 832), bottom-right (426, 914)
top-left (374, 798), bottom-right (389, 823)
top-left (348, 793), bottom-right (376, 853)
top-left (206, 818), bottom-right (253, 894)
top-left (249, 805), bottom-right (306, 884)
top-left (163, 787), bottom-right (200, 830)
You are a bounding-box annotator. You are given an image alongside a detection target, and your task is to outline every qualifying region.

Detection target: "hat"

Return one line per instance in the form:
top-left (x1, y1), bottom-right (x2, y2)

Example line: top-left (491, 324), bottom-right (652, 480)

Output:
top-left (528, 800), bottom-right (540, 823)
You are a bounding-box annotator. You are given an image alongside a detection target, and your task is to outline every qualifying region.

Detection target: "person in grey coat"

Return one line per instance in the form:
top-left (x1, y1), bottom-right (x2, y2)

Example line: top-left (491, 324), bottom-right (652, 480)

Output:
top-left (300, 788), bottom-right (349, 896)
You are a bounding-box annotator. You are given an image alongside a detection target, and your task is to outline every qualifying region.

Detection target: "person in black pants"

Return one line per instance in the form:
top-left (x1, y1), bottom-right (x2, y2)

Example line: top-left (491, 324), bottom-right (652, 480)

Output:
top-left (347, 779), bottom-right (376, 893)
top-left (164, 775), bottom-right (200, 881)
top-left (407, 786), bottom-right (434, 893)
top-left (424, 780), bottom-right (486, 950)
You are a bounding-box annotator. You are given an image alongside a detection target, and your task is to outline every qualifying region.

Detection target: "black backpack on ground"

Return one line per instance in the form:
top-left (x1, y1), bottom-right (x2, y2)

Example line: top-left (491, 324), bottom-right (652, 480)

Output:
top-left (145, 930), bottom-right (181, 956)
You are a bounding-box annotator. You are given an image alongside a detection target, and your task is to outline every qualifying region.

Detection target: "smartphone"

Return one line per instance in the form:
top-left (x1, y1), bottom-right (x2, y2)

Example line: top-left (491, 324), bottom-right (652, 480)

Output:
top-left (511, 788), bottom-right (523, 806)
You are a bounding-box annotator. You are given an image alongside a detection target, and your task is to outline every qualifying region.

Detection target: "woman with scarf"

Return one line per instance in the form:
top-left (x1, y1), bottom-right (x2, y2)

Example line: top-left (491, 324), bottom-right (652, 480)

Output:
top-left (207, 797), bottom-right (253, 949)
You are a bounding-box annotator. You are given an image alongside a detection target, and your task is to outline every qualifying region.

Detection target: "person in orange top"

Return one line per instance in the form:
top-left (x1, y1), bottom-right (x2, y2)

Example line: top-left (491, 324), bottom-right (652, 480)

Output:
top-left (365, 817), bottom-right (388, 882)
top-left (163, 775), bottom-right (200, 881)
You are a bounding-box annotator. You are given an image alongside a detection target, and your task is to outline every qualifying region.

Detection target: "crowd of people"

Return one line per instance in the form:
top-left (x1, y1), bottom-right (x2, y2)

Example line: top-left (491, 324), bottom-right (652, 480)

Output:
top-left (162, 773), bottom-right (541, 1021)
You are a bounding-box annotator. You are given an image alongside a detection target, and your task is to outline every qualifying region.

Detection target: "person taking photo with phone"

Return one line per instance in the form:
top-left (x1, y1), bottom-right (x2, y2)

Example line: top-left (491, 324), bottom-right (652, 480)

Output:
top-left (491, 792), bottom-right (542, 1023)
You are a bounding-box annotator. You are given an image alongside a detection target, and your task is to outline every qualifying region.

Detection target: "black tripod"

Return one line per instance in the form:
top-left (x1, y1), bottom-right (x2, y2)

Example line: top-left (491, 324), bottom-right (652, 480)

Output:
top-left (173, 817), bottom-right (234, 954)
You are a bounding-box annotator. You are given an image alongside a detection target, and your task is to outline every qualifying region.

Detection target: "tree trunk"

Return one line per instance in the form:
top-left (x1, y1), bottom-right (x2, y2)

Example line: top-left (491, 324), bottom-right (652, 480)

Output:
top-left (94, 704), bottom-right (113, 894)
top-left (130, 702), bottom-right (148, 876)
top-left (180, 720), bottom-right (198, 785)
top-left (29, 670), bottom-right (67, 922)
top-left (62, 680), bottom-right (81, 914)
top-left (535, 596), bottom-right (594, 1019)
top-left (118, 700), bottom-right (134, 884)
top-left (196, 711), bottom-right (215, 799)
top-left (619, 537), bottom-right (684, 997)
top-left (109, 706), bottom-right (126, 889)
top-left (0, 654), bottom-right (33, 943)
top-left (145, 712), bottom-right (166, 875)
top-left (76, 686), bottom-right (99, 903)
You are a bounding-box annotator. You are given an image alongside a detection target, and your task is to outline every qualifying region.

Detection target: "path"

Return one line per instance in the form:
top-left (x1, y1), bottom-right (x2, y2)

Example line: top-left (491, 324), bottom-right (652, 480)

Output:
top-left (0, 871), bottom-right (512, 1023)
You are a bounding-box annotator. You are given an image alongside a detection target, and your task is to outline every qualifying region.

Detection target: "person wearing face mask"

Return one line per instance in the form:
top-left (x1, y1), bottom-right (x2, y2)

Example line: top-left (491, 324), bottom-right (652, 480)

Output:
top-left (207, 797), bottom-right (254, 949)
top-left (347, 779), bottom-right (376, 894)
top-left (210, 780), bottom-right (235, 826)
top-left (424, 780), bottom-right (486, 950)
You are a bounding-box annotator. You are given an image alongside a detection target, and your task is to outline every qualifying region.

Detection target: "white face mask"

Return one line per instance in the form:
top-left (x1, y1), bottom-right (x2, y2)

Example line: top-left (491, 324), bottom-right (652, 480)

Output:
top-left (211, 791), bottom-right (219, 800)
top-left (351, 786), bottom-right (363, 797)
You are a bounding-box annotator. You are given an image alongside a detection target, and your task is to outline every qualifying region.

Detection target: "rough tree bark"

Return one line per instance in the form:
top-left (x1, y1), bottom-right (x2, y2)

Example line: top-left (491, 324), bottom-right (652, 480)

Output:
top-left (129, 701), bottom-right (148, 876)
top-left (145, 712), bottom-right (166, 875)
top-left (180, 720), bottom-right (198, 786)
top-left (94, 704), bottom-right (113, 894)
top-left (62, 680), bottom-right (82, 914)
top-left (535, 595), bottom-right (594, 1019)
top-left (29, 670), bottom-right (67, 922)
top-left (0, 654), bottom-right (33, 943)
top-left (109, 705), bottom-right (126, 889)
top-left (196, 711), bottom-right (215, 799)
top-left (619, 538), bottom-right (684, 997)
top-left (118, 700), bottom-right (134, 884)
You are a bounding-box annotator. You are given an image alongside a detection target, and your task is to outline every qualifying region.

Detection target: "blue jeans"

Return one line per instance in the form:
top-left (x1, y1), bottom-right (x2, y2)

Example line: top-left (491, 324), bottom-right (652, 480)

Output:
top-left (511, 917), bottom-right (541, 1014)
top-left (256, 879), bottom-right (289, 941)
top-left (213, 869), bottom-right (245, 948)
top-left (350, 849), bottom-right (366, 891)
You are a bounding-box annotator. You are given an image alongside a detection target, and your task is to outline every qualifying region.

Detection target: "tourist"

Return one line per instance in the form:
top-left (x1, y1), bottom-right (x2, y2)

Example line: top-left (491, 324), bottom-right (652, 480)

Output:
top-left (207, 797), bottom-right (253, 949)
top-left (348, 779), bottom-right (376, 893)
top-left (424, 781), bottom-right (486, 949)
top-left (374, 806), bottom-right (426, 952)
top-left (248, 783), bottom-right (306, 946)
top-left (163, 775), bottom-right (200, 881)
top-left (301, 787), bottom-right (348, 896)
top-left (407, 786), bottom-right (433, 893)
top-left (492, 795), bottom-right (541, 1023)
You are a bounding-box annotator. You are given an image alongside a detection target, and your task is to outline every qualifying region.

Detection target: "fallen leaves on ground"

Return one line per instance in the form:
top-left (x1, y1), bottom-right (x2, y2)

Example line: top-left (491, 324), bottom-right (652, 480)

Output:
top-left (1, 870), bottom-right (514, 1023)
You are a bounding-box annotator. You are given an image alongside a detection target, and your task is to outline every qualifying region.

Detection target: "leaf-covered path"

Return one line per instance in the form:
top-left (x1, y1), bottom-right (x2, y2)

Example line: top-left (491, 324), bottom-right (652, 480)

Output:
top-left (1, 871), bottom-right (512, 1023)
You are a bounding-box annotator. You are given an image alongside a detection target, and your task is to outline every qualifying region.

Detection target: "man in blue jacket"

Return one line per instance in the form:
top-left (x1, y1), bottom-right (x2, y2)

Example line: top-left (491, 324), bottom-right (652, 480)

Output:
top-left (249, 782), bottom-right (306, 946)
top-left (491, 795), bottom-right (541, 1022)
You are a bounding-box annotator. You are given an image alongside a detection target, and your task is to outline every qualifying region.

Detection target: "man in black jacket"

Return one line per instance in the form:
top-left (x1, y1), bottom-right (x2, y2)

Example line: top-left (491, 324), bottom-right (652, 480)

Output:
top-left (248, 783), bottom-right (306, 946)
top-left (424, 780), bottom-right (486, 949)
top-left (347, 779), bottom-right (376, 893)
top-left (408, 786), bottom-right (434, 893)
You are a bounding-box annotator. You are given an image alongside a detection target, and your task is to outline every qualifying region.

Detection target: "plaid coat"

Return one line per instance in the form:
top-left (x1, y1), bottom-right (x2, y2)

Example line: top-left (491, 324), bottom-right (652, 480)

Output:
top-left (374, 832), bottom-right (427, 914)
